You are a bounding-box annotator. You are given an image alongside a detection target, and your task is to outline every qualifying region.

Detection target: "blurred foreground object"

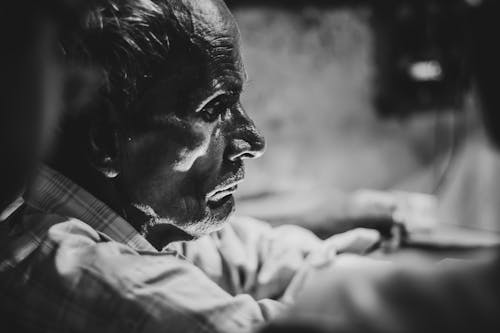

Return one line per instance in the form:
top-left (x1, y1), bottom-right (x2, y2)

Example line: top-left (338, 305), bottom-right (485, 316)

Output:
top-left (262, 251), bottom-right (500, 333)
top-left (0, 0), bottom-right (88, 213)
top-left (261, 1), bottom-right (500, 332)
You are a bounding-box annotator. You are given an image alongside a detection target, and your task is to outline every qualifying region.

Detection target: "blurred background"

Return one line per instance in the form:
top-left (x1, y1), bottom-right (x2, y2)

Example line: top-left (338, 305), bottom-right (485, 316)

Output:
top-left (226, 0), bottom-right (500, 237)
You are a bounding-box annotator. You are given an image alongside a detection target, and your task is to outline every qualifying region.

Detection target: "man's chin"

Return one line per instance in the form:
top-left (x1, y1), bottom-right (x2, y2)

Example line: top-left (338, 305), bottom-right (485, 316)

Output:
top-left (184, 195), bottom-right (235, 238)
top-left (207, 194), bottom-right (235, 218)
top-left (212, 194), bottom-right (235, 218)
top-left (136, 196), bottom-right (235, 246)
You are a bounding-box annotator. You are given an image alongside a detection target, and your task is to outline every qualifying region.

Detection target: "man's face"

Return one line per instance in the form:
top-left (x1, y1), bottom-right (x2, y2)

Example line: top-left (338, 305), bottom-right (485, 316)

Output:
top-left (118, 0), bottom-right (265, 239)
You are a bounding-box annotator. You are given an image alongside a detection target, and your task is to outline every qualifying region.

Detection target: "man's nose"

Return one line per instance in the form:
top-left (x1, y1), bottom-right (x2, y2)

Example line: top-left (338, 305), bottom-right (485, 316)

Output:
top-left (226, 110), bottom-right (266, 162)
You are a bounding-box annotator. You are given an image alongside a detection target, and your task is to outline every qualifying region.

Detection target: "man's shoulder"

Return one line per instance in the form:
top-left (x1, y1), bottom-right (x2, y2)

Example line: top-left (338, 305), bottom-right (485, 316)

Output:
top-left (18, 206), bottom-right (104, 249)
top-left (0, 209), bottom-right (208, 332)
top-left (0, 214), bottom-right (155, 332)
top-left (1, 208), bottom-right (121, 277)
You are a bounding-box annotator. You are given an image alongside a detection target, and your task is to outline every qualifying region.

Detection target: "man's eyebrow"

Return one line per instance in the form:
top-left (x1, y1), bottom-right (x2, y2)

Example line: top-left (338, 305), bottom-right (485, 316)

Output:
top-left (194, 87), bottom-right (241, 113)
top-left (193, 72), bottom-right (245, 112)
top-left (195, 91), bottom-right (225, 113)
top-left (243, 69), bottom-right (249, 84)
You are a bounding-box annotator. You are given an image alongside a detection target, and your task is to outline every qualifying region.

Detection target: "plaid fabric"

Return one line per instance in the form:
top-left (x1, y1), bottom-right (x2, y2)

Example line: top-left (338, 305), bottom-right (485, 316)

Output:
top-left (0, 164), bottom-right (383, 332)
top-left (26, 165), bottom-right (156, 252)
top-left (0, 165), bottom-right (286, 332)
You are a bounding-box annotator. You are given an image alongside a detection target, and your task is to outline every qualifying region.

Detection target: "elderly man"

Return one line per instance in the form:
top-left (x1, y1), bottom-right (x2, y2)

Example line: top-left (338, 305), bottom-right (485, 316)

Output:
top-left (1, 0), bottom-right (380, 332)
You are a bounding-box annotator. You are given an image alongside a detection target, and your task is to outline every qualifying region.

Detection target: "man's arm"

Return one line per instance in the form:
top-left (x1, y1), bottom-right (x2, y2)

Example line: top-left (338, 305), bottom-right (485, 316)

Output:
top-left (169, 216), bottom-right (380, 301)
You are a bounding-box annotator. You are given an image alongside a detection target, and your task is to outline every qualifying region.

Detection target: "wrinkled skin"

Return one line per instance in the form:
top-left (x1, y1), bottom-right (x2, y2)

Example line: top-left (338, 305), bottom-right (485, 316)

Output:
top-left (114, 0), bottom-right (265, 243)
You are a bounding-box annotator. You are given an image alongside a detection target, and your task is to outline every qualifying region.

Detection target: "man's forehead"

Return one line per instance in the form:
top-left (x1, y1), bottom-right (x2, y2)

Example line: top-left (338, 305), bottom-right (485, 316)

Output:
top-left (171, 0), bottom-right (246, 87)
top-left (172, 0), bottom-right (240, 46)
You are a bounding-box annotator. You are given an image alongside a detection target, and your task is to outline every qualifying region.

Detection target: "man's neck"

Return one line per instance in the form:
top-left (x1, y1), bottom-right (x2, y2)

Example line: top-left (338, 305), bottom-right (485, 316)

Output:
top-left (124, 206), bottom-right (195, 249)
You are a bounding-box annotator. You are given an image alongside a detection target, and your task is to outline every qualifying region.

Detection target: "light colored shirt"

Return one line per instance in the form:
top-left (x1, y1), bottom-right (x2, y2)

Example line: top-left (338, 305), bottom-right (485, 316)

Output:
top-left (0, 166), bottom-right (353, 332)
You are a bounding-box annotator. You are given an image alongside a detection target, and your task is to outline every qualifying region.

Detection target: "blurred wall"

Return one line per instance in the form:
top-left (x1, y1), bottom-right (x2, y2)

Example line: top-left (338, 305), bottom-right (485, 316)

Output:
top-left (231, 5), bottom-right (457, 201)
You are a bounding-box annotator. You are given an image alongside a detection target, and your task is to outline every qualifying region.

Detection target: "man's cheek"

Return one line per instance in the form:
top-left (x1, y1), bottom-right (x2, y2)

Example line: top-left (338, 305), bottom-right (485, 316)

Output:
top-left (126, 123), bottom-right (205, 168)
top-left (172, 122), bottom-right (215, 172)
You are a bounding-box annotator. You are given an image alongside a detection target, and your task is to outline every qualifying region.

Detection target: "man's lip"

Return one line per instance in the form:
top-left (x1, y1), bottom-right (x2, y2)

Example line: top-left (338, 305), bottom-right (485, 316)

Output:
top-left (207, 179), bottom-right (244, 200)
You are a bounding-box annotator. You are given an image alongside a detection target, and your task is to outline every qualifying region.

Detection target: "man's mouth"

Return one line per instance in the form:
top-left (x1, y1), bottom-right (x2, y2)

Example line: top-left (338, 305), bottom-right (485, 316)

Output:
top-left (206, 165), bottom-right (245, 208)
top-left (206, 184), bottom-right (239, 210)
top-left (207, 183), bottom-right (240, 203)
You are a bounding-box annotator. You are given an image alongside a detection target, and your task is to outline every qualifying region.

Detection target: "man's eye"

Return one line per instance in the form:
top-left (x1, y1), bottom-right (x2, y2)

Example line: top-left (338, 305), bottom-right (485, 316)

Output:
top-left (199, 98), bottom-right (231, 122)
top-left (200, 104), bottom-right (222, 122)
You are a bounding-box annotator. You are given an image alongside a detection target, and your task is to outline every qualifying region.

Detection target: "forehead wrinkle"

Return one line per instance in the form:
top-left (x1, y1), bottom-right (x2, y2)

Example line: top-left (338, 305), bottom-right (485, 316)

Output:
top-left (207, 34), bottom-right (245, 85)
top-left (167, 0), bottom-right (243, 67)
top-left (174, 0), bottom-right (239, 46)
top-left (154, 0), bottom-right (245, 111)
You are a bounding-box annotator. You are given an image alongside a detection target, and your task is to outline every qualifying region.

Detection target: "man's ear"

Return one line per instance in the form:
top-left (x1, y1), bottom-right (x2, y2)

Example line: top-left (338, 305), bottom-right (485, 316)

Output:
top-left (88, 99), bottom-right (122, 179)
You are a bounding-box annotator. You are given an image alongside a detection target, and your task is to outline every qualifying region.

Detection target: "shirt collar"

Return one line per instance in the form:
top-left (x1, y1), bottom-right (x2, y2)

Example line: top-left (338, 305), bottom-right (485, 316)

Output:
top-left (25, 165), bottom-right (157, 252)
